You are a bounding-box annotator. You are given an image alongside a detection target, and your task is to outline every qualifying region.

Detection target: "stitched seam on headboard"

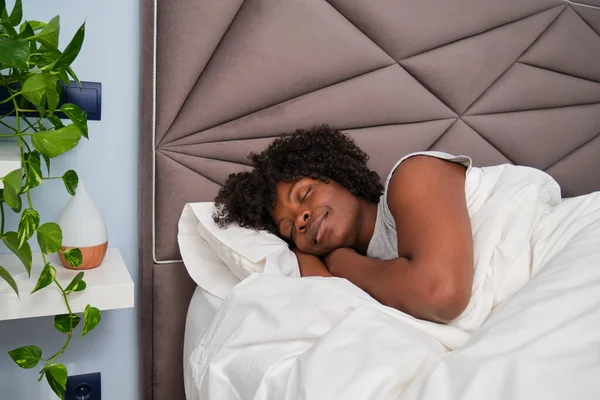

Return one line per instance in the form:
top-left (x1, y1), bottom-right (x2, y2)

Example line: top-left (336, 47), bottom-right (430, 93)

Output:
top-left (564, 1), bottom-right (600, 10)
top-left (152, 0), bottom-right (182, 265)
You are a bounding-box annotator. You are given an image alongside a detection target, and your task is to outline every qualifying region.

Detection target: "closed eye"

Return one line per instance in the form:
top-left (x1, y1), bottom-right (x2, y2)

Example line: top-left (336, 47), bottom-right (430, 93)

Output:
top-left (301, 187), bottom-right (311, 202)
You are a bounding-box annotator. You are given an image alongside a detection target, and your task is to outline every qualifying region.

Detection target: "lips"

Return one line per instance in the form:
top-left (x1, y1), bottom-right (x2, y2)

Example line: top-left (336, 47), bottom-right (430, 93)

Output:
top-left (309, 211), bottom-right (329, 245)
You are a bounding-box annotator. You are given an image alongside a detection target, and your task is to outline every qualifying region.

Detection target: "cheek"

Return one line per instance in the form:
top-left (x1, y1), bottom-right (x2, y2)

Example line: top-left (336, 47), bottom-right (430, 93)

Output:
top-left (332, 195), bottom-right (360, 235)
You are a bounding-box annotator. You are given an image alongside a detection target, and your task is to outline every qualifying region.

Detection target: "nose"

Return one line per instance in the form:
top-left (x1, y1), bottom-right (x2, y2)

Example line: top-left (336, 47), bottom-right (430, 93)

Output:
top-left (295, 209), bottom-right (311, 233)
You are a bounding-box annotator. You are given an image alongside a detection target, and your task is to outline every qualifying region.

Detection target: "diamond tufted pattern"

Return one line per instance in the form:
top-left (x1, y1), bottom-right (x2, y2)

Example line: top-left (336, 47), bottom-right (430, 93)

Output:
top-left (154, 0), bottom-right (600, 262)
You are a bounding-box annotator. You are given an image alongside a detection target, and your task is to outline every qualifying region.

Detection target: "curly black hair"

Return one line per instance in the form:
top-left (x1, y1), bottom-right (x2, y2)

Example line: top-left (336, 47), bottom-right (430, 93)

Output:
top-left (213, 125), bottom-right (383, 235)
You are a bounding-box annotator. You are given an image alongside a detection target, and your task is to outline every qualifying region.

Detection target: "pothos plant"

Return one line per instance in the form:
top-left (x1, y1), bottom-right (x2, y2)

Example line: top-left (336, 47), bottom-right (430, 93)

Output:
top-left (0, 1), bottom-right (101, 399)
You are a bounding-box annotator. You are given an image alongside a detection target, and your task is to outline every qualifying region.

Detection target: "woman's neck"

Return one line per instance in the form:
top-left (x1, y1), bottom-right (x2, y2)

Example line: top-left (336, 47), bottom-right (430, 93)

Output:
top-left (354, 198), bottom-right (378, 255)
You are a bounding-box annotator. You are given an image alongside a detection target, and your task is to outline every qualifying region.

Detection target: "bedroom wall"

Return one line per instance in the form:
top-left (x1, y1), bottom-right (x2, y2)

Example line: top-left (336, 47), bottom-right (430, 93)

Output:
top-left (0, 1), bottom-right (140, 399)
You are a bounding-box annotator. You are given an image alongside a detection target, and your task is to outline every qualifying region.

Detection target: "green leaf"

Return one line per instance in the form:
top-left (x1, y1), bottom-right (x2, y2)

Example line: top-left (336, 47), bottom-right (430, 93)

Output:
top-left (64, 271), bottom-right (85, 292)
top-left (66, 66), bottom-right (80, 87)
top-left (3, 167), bottom-right (21, 191)
top-left (45, 363), bottom-right (67, 400)
top-left (54, 313), bottom-right (81, 333)
top-left (55, 22), bottom-right (84, 70)
top-left (31, 262), bottom-right (55, 293)
top-left (0, 37), bottom-right (28, 70)
top-left (37, 222), bottom-right (62, 254)
top-left (60, 103), bottom-right (88, 139)
top-left (47, 114), bottom-right (64, 129)
top-left (28, 33), bottom-right (37, 53)
top-left (2, 21), bottom-right (18, 38)
top-left (3, 186), bottom-right (21, 212)
top-left (31, 124), bottom-right (82, 159)
top-left (0, 265), bottom-right (19, 297)
top-left (82, 305), bottom-right (101, 337)
top-left (23, 151), bottom-right (42, 191)
top-left (57, 69), bottom-right (70, 86)
top-left (34, 47), bottom-right (59, 69)
top-left (22, 20), bottom-right (46, 32)
top-left (0, 1), bottom-right (5, 20)
top-left (17, 208), bottom-right (40, 248)
top-left (21, 73), bottom-right (58, 114)
top-left (42, 153), bottom-right (51, 174)
top-left (46, 89), bottom-right (60, 115)
top-left (35, 15), bottom-right (59, 49)
top-left (17, 21), bottom-right (33, 39)
top-left (2, 168), bottom-right (22, 212)
top-left (45, 75), bottom-right (60, 114)
top-left (2, 231), bottom-right (32, 276)
top-left (62, 170), bottom-right (78, 196)
top-left (8, 0), bottom-right (22, 26)
top-left (20, 74), bottom-right (46, 109)
top-left (62, 248), bottom-right (83, 269)
top-left (8, 345), bottom-right (42, 369)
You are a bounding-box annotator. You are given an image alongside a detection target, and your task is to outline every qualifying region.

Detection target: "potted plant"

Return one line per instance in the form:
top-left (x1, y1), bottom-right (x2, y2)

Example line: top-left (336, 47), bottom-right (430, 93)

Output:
top-left (0, 1), bottom-right (100, 398)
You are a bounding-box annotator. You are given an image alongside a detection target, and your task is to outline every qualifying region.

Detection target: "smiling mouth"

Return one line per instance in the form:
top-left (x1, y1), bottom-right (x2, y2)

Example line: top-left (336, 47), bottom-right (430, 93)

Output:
top-left (309, 211), bottom-right (329, 245)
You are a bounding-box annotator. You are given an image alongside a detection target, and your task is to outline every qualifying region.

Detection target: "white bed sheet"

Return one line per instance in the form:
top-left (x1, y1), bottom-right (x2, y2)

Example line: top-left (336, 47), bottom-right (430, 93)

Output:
top-left (186, 164), bottom-right (600, 400)
top-left (184, 286), bottom-right (223, 400)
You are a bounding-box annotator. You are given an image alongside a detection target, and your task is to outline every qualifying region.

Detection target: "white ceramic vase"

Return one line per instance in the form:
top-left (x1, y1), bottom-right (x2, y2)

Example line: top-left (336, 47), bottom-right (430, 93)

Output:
top-left (57, 180), bottom-right (108, 270)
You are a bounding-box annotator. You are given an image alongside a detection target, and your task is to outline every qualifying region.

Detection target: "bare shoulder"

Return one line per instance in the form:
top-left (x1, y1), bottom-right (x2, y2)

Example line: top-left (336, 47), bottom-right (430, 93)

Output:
top-left (387, 155), bottom-right (467, 207)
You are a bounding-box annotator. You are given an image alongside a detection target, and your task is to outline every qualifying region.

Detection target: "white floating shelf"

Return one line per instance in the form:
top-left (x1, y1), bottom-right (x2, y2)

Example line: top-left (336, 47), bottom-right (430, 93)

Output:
top-left (0, 248), bottom-right (134, 321)
top-left (0, 141), bottom-right (21, 189)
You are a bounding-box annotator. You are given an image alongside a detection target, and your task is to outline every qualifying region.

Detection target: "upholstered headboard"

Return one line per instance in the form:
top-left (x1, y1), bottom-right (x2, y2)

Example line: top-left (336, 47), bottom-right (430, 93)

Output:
top-left (139, 0), bottom-right (600, 398)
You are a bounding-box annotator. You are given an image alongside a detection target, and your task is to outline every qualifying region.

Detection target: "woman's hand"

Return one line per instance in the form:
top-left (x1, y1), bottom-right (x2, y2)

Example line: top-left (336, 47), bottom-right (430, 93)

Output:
top-left (323, 247), bottom-right (358, 277)
top-left (293, 248), bottom-right (333, 277)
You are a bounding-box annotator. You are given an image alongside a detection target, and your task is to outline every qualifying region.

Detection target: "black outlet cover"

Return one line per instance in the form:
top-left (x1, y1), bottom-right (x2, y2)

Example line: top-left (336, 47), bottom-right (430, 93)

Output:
top-left (65, 372), bottom-right (101, 400)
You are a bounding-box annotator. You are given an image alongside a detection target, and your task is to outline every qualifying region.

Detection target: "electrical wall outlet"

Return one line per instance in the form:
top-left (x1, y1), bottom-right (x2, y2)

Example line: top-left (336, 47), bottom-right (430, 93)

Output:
top-left (65, 372), bottom-right (101, 400)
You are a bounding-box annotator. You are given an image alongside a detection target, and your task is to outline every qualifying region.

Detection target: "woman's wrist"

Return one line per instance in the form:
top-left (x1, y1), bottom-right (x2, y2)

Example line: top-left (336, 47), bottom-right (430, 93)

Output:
top-left (293, 248), bottom-right (333, 277)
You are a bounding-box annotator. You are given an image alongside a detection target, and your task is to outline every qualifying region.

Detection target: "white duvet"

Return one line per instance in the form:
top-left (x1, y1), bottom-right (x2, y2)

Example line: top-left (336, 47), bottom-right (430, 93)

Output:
top-left (188, 163), bottom-right (600, 400)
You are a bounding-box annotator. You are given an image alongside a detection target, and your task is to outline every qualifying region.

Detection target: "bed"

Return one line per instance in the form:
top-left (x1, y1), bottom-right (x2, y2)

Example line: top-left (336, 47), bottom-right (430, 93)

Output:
top-left (139, 0), bottom-right (600, 398)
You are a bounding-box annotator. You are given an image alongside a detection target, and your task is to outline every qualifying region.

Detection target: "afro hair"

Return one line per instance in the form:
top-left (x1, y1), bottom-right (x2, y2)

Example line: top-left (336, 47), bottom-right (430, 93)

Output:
top-left (213, 125), bottom-right (383, 235)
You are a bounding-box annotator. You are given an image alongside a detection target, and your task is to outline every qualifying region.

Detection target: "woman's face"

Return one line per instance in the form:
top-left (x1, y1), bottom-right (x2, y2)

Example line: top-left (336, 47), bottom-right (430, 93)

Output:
top-left (271, 177), bottom-right (362, 257)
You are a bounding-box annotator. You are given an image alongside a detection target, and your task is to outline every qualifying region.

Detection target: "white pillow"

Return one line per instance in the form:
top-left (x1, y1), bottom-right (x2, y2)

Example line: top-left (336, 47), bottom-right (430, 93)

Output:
top-left (178, 204), bottom-right (240, 299)
top-left (178, 202), bottom-right (300, 298)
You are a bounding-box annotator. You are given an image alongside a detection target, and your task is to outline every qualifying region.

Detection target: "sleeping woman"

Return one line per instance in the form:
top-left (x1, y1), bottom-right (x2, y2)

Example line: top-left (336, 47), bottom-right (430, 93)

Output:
top-left (213, 125), bottom-right (474, 324)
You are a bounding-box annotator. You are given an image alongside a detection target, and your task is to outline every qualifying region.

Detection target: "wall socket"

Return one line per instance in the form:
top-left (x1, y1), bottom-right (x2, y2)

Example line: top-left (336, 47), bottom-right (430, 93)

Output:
top-left (65, 372), bottom-right (101, 400)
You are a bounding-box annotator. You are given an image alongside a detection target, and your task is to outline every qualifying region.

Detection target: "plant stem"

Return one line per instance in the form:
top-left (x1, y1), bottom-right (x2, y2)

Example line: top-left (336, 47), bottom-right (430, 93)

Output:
top-left (26, 191), bottom-right (33, 209)
top-left (38, 277), bottom-right (75, 382)
top-left (0, 109), bottom-right (16, 121)
top-left (0, 91), bottom-right (22, 105)
top-left (0, 119), bottom-right (17, 132)
top-left (11, 91), bottom-right (25, 168)
top-left (0, 132), bottom-right (30, 137)
top-left (16, 109), bottom-right (42, 113)
top-left (22, 139), bottom-right (31, 152)
top-left (42, 176), bottom-right (62, 180)
top-left (41, 280), bottom-right (74, 368)
top-left (0, 201), bottom-right (5, 235)
top-left (21, 115), bottom-right (39, 133)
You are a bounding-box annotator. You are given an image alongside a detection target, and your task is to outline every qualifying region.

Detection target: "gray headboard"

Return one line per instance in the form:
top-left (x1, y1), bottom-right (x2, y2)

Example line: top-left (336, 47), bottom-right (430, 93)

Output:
top-left (139, 0), bottom-right (600, 398)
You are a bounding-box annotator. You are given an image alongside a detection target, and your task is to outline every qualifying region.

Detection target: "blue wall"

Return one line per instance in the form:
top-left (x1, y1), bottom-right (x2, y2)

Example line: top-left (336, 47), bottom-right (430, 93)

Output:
top-left (0, 1), bottom-right (140, 399)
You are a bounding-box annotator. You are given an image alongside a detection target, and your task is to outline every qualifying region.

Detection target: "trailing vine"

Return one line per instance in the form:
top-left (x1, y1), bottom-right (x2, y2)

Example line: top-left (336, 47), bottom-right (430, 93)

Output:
top-left (0, 1), bottom-right (100, 398)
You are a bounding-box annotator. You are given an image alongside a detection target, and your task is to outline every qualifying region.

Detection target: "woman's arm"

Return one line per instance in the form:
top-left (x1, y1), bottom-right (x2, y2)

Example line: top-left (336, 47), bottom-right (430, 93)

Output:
top-left (293, 248), bottom-right (333, 277)
top-left (326, 156), bottom-right (474, 323)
